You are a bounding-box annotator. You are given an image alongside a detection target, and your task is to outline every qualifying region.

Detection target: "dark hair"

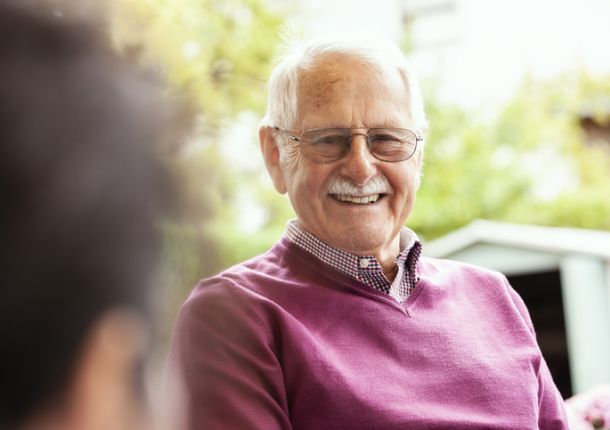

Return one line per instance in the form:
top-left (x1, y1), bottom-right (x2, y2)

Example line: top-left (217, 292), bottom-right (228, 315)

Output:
top-left (0, 3), bottom-right (177, 427)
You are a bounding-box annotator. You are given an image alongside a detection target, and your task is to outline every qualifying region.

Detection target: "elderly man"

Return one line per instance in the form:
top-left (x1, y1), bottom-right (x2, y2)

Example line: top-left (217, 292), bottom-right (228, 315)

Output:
top-left (168, 38), bottom-right (568, 429)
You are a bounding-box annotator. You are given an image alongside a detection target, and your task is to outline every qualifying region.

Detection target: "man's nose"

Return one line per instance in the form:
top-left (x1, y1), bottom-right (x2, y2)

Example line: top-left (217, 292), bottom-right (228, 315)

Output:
top-left (339, 135), bottom-right (377, 186)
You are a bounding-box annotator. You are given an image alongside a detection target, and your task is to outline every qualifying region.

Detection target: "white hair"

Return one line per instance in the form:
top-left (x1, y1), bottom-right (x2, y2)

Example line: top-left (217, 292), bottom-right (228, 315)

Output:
top-left (260, 34), bottom-right (428, 137)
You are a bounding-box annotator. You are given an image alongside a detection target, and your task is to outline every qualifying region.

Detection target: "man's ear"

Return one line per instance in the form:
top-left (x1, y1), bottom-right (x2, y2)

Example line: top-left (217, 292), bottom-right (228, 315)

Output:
top-left (259, 126), bottom-right (287, 194)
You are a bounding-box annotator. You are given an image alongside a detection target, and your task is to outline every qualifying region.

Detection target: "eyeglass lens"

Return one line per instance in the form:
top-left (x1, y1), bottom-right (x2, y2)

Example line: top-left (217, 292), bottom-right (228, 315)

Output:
top-left (300, 128), bottom-right (417, 162)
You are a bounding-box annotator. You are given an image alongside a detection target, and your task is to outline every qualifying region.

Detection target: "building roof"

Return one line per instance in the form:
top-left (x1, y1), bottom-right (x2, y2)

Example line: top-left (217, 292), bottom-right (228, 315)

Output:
top-left (424, 220), bottom-right (610, 260)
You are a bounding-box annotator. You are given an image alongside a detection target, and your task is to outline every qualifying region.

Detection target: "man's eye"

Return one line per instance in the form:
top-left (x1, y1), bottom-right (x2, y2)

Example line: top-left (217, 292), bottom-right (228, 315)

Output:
top-left (369, 133), bottom-right (401, 143)
top-left (313, 135), bottom-right (346, 145)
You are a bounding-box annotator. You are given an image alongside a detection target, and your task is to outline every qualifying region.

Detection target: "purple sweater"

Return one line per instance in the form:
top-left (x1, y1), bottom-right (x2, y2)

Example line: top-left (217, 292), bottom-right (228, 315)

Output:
top-left (168, 238), bottom-right (568, 429)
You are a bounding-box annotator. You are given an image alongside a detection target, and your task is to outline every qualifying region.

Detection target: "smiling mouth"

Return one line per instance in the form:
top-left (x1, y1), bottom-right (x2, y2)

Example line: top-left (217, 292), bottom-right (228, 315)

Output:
top-left (331, 193), bottom-right (385, 205)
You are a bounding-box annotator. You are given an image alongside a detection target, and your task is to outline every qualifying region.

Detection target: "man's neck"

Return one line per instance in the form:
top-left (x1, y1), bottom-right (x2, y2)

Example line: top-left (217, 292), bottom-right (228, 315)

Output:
top-left (369, 243), bottom-right (401, 282)
top-left (298, 221), bottom-right (402, 274)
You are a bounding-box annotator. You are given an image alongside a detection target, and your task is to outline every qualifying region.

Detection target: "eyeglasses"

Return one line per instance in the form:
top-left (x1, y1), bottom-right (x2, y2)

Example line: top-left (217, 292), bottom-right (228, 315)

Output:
top-left (273, 127), bottom-right (422, 163)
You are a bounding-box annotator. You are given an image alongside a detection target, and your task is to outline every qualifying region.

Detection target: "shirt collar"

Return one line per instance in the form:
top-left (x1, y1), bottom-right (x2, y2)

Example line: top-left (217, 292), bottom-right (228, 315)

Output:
top-left (283, 219), bottom-right (422, 301)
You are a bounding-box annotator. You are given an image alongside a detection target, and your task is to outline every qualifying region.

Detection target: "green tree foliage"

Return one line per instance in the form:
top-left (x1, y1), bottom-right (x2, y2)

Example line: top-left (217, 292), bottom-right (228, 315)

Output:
top-left (107, 0), bottom-right (284, 314)
top-left (111, 0), bottom-right (282, 121)
top-left (410, 72), bottom-right (610, 241)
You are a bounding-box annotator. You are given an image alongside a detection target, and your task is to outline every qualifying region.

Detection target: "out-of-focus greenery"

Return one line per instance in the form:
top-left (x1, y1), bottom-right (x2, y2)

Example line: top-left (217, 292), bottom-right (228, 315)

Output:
top-left (107, 0), bottom-right (286, 317)
top-left (410, 72), bottom-right (610, 241)
top-left (111, 0), bottom-right (283, 121)
top-left (106, 1), bottom-right (610, 317)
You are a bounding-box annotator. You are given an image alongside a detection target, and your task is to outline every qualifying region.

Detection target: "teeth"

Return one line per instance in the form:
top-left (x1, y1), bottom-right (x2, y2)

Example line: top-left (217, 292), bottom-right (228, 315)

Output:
top-left (335, 194), bottom-right (381, 204)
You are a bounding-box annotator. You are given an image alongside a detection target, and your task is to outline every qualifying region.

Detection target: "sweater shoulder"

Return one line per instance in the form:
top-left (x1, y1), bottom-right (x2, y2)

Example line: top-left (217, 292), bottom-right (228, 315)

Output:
top-left (416, 256), bottom-right (535, 332)
top-left (186, 250), bottom-right (278, 303)
top-left (181, 241), bottom-right (298, 318)
top-left (415, 256), bottom-right (516, 307)
top-left (418, 255), bottom-right (508, 285)
top-left (174, 257), bottom-right (279, 347)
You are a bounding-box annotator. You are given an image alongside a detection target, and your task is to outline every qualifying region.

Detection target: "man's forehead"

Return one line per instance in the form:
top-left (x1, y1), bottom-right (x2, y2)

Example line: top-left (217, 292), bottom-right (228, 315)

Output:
top-left (294, 54), bottom-right (409, 128)
top-left (297, 54), bottom-right (386, 98)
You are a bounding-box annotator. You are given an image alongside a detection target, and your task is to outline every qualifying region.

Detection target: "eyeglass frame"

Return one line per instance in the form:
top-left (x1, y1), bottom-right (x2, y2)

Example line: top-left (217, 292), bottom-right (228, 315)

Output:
top-left (272, 126), bottom-right (423, 163)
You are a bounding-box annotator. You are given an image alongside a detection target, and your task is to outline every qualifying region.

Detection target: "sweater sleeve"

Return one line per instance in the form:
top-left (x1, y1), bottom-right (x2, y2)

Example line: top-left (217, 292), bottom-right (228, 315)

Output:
top-left (504, 278), bottom-right (569, 430)
top-left (166, 279), bottom-right (292, 430)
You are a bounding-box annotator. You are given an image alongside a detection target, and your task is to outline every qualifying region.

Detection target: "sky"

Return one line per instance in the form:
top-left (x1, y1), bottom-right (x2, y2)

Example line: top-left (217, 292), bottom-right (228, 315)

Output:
top-left (288, 0), bottom-right (610, 110)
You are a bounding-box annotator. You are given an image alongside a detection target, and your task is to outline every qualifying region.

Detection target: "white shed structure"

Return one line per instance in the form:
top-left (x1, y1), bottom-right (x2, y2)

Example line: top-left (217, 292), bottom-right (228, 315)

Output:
top-left (424, 220), bottom-right (610, 397)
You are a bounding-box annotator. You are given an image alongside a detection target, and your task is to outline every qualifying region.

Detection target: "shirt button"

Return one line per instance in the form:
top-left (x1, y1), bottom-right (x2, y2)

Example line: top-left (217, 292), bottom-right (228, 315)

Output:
top-left (359, 258), bottom-right (370, 268)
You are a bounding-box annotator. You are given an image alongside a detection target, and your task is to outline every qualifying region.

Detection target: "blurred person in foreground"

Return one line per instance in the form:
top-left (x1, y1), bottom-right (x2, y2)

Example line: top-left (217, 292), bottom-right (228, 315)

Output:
top-left (167, 36), bottom-right (568, 429)
top-left (0, 2), bottom-right (183, 429)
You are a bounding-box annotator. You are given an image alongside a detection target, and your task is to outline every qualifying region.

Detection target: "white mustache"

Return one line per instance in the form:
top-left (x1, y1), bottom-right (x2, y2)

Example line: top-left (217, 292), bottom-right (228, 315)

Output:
top-left (327, 175), bottom-right (391, 196)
